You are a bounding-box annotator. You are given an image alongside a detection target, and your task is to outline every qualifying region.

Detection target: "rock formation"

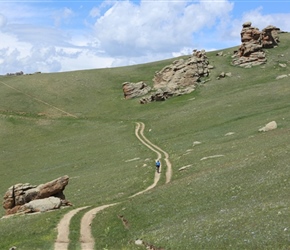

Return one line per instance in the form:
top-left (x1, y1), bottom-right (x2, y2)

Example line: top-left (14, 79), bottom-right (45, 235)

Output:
top-left (136, 50), bottom-right (210, 104)
top-left (122, 81), bottom-right (151, 99)
top-left (232, 22), bottom-right (280, 67)
top-left (2, 175), bottom-right (71, 216)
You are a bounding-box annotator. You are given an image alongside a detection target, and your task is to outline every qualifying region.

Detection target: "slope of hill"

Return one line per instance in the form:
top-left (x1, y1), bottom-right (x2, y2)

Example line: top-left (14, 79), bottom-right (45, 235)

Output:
top-left (0, 32), bottom-right (289, 249)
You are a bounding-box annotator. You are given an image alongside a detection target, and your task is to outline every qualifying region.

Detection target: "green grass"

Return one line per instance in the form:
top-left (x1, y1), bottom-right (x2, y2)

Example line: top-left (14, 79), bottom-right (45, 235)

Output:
top-left (0, 33), bottom-right (290, 249)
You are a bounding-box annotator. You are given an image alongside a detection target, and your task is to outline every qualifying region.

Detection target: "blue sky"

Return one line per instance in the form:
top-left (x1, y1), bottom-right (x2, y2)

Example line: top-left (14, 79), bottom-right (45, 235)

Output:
top-left (0, 0), bottom-right (289, 74)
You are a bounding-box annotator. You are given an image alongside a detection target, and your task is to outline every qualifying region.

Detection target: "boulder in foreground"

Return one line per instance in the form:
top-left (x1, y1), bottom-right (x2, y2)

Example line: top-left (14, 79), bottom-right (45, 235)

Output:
top-left (2, 175), bottom-right (72, 216)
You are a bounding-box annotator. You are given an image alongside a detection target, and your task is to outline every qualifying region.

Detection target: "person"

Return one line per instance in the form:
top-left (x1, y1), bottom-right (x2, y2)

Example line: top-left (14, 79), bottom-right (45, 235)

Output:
top-left (155, 160), bottom-right (161, 173)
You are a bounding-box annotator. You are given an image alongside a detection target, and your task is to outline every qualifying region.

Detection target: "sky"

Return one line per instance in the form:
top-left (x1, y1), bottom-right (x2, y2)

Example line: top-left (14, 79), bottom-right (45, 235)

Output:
top-left (0, 0), bottom-right (289, 74)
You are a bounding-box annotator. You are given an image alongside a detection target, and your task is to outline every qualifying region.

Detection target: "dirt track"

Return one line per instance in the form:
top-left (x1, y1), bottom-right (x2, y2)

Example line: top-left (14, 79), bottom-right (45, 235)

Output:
top-left (54, 122), bottom-right (172, 250)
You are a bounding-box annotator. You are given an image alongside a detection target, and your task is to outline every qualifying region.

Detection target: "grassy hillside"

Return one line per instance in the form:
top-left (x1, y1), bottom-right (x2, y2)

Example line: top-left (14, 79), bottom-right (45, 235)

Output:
top-left (0, 32), bottom-right (290, 249)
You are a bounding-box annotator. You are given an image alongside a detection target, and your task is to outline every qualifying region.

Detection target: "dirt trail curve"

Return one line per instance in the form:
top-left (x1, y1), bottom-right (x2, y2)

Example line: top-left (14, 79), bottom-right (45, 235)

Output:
top-left (130, 122), bottom-right (172, 197)
top-left (54, 206), bottom-right (89, 250)
top-left (80, 203), bottom-right (118, 250)
top-left (136, 122), bottom-right (172, 184)
top-left (54, 122), bottom-right (172, 250)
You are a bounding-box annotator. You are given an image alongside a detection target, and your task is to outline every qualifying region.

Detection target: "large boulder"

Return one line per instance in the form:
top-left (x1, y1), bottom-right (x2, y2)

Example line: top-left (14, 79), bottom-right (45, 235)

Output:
top-left (232, 22), bottom-right (280, 67)
top-left (262, 25), bottom-right (280, 48)
top-left (36, 175), bottom-right (69, 199)
top-left (138, 50), bottom-right (210, 104)
top-left (3, 175), bottom-right (71, 215)
top-left (21, 197), bottom-right (62, 213)
top-left (122, 81), bottom-right (151, 99)
top-left (259, 121), bottom-right (277, 132)
top-left (153, 50), bottom-right (209, 90)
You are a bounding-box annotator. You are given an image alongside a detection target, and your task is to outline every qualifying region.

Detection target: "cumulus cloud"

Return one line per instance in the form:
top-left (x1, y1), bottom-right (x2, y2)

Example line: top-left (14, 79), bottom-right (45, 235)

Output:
top-left (0, 0), bottom-right (289, 74)
top-left (241, 7), bottom-right (290, 31)
top-left (93, 0), bottom-right (234, 57)
top-left (228, 6), bottom-right (290, 41)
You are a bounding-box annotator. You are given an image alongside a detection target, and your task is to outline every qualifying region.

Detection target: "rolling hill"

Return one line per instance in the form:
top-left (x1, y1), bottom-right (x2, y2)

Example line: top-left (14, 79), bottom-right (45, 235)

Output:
top-left (0, 32), bottom-right (290, 250)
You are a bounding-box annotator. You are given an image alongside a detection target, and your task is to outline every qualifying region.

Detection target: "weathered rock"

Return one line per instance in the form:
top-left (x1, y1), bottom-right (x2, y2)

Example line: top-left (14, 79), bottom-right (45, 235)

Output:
top-left (232, 22), bottom-right (280, 67)
top-left (259, 121), bottom-right (277, 132)
top-left (36, 175), bottom-right (69, 199)
top-left (3, 175), bottom-right (71, 215)
top-left (3, 184), bottom-right (37, 209)
top-left (122, 81), bottom-right (151, 99)
top-left (153, 50), bottom-right (209, 89)
top-left (122, 50), bottom-right (211, 104)
top-left (139, 50), bottom-right (210, 104)
top-left (22, 196), bottom-right (62, 213)
top-left (262, 25), bottom-right (280, 48)
top-left (276, 74), bottom-right (288, 80)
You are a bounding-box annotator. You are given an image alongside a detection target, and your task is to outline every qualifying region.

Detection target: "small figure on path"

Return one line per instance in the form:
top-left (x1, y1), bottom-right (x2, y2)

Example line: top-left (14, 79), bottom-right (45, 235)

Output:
top-left (155, 160), bottom-right (161, 173)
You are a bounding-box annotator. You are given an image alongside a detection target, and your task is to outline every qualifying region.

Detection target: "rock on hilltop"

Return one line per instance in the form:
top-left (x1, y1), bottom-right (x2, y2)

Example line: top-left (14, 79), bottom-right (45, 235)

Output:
top-left (232, 22), bottom-right (280, 67)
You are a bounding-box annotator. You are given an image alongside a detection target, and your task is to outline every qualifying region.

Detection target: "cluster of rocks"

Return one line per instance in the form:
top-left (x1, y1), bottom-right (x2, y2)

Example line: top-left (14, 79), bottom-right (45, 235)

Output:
top-left (232, 22), bottom-right (281, 67)
top-left (2, 175), bottom-right (71, 216)
top-left (122, 50), bottom-right (211, 104)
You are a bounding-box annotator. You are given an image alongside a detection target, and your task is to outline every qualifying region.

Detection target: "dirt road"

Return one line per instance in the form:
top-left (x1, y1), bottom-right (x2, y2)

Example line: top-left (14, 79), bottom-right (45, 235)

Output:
top-left (54, 122), bottom-right (172, 250)
top-left (54, 206), bottom-right (89, 250)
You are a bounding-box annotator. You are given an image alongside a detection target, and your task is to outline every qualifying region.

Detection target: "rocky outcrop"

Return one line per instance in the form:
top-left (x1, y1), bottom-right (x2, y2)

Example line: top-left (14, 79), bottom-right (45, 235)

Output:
top-left (138, 50), bottom-right (210, 104)
top-left (2, 175), bottom-right (71, 216)
top-left (262, 25), bottom-right (280, 48)
top-left (122, 81), bottom-right (151, 99)
top-left (232, 22), bottom-right (280, 67)
top-left (153, 50), bottom-right (209, 89)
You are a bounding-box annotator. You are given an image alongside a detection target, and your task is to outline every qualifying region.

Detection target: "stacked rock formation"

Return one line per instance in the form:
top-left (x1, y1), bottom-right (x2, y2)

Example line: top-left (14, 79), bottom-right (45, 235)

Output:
top-left (2, 175), bottom-right (71, 216)
top-left (138, 50), bottom-right (210, 104)
top-left (232, 22), bottom-right (280, 67)
top-left (122, 81), bottom-right (151, 99)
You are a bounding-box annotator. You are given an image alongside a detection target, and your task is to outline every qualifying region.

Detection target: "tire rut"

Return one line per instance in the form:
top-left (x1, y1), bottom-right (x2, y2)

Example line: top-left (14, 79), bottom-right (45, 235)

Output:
top-left (54, 122), bottom-right (172, 250)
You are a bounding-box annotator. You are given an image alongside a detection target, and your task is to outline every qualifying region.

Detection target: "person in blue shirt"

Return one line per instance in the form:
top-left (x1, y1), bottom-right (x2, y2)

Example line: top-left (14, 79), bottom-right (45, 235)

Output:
top-left (155, 160), bottom-right (161, 173)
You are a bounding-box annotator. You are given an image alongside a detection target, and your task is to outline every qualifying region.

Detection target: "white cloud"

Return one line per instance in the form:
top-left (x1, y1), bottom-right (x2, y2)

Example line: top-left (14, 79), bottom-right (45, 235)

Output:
top-left (1, 0), bottom-right (289, 75)
top-left (60, 49), bottom-right (113, 72)
top-left (226, 7), bottom-right (290, 45)
top-left (93, 0), bottom-right (234, 57)
top-left (241, 8), bottom-right (290, 32)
